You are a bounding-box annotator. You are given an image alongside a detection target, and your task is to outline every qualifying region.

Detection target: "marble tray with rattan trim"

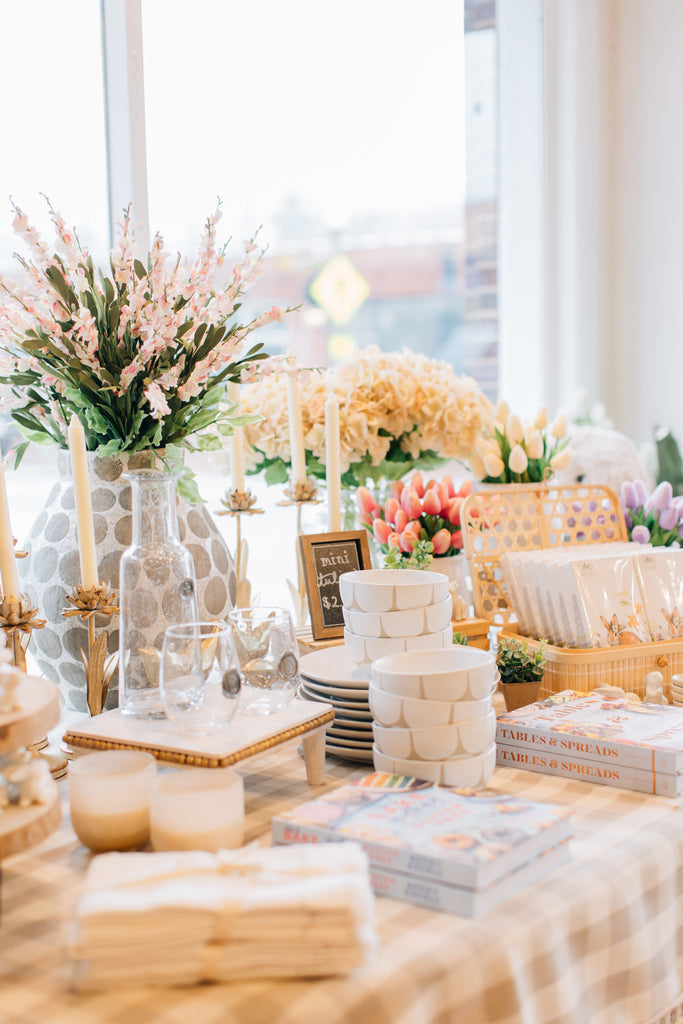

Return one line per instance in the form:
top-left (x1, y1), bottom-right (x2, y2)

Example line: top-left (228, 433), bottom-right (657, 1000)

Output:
top-left (63, 698), bottom-right (335, 785)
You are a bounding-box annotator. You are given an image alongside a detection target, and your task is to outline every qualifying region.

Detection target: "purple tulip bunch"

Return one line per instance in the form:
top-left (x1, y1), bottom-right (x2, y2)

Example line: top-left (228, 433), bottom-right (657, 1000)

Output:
top-left (619, 480), bottom-right (683, 546)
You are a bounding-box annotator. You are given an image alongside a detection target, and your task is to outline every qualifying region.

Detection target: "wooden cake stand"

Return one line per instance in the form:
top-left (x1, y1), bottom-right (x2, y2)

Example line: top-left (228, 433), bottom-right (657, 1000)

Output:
top-left (0, 676), bottom-right (62, 861)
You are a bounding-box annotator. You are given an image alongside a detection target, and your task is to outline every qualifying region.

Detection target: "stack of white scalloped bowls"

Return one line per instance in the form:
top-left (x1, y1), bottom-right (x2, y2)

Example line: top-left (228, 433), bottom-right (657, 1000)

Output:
top-left (340, 569), bottom-right (453, 671)
top-left (369, 647), bottom-right (499, 788)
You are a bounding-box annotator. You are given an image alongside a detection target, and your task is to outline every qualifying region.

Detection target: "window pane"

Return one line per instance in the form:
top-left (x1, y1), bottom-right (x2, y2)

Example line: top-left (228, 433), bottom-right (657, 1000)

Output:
top-left (0, 1), bottom-right (109, 263)
top-left (141, 0), bottom-right (466, 368)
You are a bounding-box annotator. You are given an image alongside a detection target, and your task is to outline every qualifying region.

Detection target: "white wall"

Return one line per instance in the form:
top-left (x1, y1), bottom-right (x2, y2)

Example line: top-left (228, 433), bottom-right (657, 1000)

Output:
top-left (612, 0), bottom-right (683, 443)
top-left (499, 0), bottom-right (683, 445)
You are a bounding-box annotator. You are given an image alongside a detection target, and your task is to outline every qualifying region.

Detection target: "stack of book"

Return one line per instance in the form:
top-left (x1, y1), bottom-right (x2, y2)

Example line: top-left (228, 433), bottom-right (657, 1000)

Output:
top-left (272, 773), bottom-right (571, 916)
top-left (496, 690), bottom-right (683, 795)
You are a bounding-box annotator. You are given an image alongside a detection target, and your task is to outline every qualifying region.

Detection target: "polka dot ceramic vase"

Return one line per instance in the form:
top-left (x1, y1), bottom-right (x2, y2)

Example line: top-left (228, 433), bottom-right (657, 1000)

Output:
top-left (17, 451), bottom-right (237, 714)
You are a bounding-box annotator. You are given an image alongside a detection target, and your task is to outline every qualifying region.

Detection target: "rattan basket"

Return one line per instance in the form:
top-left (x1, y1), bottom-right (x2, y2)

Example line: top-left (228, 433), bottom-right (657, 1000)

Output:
top-left (498, 624), bottom-right (683, 700)
top-left (460, 482), bottom-right (683, 699)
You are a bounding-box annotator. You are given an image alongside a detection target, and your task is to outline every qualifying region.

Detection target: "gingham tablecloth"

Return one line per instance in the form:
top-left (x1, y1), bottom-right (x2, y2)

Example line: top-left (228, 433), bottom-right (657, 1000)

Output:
top-left (3, 742), bottom-right (683, 1024)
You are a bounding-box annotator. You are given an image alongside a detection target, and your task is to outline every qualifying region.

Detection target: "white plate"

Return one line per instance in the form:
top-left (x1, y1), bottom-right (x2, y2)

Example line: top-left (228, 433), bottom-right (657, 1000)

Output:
top-left (325, 743), bottom-right (375, 763)
top-left (325, 733), bottom-right (374, 747)
top-left (300, 693), bottom-right (371, 714)
top-left (300, 680), bottom-right (370, 703)
top-left (327, 724), bottom-right (374, 740)
top-left (332, 706), bottom-right (374, 722)
top-left (301, 675), bottom-right (370, 696)
top-left (299, 648), bottom-right (371, 688)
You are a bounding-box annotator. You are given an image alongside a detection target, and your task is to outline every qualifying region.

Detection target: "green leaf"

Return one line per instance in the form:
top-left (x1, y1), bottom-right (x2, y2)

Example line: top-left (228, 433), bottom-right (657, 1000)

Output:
top-left (45, 265), bottom-right (76, 308)
top-left (264, 460), bottom-right (289, 485)
top-left (12, 441), bottom-right (30, 468)
top-left (134, 259), bottom-right (147, 279)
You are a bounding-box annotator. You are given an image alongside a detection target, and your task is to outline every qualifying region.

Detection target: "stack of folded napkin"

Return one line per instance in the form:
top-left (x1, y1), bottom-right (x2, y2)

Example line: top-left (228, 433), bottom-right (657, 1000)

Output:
top-left (70, 842), bottom-right (376, 990)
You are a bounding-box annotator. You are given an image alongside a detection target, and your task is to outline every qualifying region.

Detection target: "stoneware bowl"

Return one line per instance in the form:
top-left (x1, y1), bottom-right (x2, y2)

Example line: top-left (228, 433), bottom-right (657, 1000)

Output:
top-left (344, 625), bottom-right (453, 667)
top-left (371, 646), bottom-right (497, 701)
top-left (372, 709), bottom-right (497, 761)
top-left (339, 568), bottom-right (449, 613)
top-left (342, 594), bottom-right (453, 639)
top-left (368, 684), bottom-right (493, 728)
top-left (372, 742), bottom-right (497, 789)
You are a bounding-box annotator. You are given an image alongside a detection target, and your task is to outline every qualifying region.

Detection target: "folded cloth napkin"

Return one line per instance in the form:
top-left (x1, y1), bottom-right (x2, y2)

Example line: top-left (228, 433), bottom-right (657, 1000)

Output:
top-left (70, 842), bottom-right (376, 990)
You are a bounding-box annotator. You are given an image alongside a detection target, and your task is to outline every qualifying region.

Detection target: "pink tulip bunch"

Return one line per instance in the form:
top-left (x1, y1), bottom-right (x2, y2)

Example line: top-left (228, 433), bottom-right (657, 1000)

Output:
top-left (356, 473), bottom-right (474, 561)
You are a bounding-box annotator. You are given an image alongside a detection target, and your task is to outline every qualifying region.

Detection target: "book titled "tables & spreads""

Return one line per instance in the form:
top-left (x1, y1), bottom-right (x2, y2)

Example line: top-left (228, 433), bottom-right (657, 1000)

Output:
top-left (496, 690), bottom-right (683, 796)
top-left (272, 773), bottom-right (571, 916)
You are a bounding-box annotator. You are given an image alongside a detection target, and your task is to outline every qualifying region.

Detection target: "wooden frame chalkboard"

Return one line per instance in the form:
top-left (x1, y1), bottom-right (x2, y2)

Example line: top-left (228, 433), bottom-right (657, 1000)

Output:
top-left (298, 530), bottom-right (373, 640)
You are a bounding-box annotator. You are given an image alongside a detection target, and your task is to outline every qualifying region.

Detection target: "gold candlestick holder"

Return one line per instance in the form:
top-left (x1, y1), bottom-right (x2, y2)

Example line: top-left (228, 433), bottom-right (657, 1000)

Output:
top-left (0, 594), bottom-right (46, 674)
top-left (217, 488), bottom-right (264, 608)
top-left (277, 478), bottom-right (322, 626)
top-left (0, 594), bottom-right (67, 777)
top-left (63, 582), bottom-right (119, 717)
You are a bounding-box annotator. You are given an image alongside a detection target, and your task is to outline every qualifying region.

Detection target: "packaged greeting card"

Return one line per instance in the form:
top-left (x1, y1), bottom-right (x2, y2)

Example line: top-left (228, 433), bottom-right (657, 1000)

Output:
top-left (571, 554), bottom-right (651, 647)
top-left (635, 549), bottom-right (683, 641)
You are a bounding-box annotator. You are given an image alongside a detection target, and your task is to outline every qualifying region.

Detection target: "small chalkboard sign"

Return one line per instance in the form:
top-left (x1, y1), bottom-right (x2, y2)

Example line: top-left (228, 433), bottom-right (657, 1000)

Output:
top-left (298, 530), bottom-right (372, 640)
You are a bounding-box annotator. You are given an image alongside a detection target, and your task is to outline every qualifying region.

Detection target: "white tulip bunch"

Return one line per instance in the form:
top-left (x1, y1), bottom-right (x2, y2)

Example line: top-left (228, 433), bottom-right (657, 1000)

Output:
top-left (470, 401), bottom-right (573, 484)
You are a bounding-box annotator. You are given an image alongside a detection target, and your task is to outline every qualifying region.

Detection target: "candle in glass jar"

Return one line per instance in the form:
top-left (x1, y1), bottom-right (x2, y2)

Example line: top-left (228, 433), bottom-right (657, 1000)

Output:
top-left (150, 768), bottom-right (244, 852)
top-left (67, 416), bottom-right (98, 589)
top-left (325, 391), bottom-right (342, 531)
top-left (286, 374), bottom-right (307, 487)
top-left (228, 382), bottom-right (246, 492)
top-left (69, 750), bottom-right (157, 853)
top-left (0, 447), bottom-right (20, 598)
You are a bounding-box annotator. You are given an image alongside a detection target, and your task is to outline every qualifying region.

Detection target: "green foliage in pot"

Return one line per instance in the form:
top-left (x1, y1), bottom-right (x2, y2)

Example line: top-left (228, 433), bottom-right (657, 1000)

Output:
top-left (497, 636), bottom-right (547, 685)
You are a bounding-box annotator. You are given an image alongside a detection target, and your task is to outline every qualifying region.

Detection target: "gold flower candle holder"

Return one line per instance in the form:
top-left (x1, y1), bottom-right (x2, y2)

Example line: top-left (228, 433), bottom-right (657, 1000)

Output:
top-left (63, 582), bottom-right (119, 717)
top-left (0, 594), bottom-right (46, 673)
top-left (277, 478), bottom-right (323, 626)
top-left (217, 488), bottom-right (265, 608)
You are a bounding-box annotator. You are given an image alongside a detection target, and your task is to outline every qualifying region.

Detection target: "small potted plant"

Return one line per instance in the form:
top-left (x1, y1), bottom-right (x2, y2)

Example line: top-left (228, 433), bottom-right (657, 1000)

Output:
top-left (497, 636), bottom-right (547, 711)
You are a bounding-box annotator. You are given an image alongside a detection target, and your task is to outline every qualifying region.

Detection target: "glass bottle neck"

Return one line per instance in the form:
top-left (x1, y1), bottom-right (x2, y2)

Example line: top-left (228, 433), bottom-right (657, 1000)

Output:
top-left (127, 471), bottom-right (180, 547)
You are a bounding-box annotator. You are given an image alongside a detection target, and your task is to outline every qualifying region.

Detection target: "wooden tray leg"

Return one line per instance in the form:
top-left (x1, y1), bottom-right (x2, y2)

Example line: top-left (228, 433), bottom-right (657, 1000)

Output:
top-left (302, 728), bottom-right (326, 786)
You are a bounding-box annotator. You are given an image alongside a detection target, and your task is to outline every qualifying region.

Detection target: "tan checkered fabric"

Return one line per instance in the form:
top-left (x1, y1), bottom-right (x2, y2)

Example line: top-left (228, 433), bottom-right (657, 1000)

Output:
top-left (3, 742), bottom-right (683, 1024)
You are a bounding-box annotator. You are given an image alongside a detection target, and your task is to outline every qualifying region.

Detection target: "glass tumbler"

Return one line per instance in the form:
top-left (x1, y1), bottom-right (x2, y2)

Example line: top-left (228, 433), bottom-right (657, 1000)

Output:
top-left (228, 606), bottom-right (300, 715)
top-left (160, 621), bottom-right (242, 734)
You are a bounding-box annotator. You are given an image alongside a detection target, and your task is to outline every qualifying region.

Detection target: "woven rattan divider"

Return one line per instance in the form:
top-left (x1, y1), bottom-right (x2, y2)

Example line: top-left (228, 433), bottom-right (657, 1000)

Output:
top-left (460, 483), bottom-right (628, 626)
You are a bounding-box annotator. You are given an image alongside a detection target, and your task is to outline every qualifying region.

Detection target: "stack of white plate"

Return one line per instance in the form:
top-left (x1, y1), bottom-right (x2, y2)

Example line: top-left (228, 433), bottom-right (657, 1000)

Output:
top-left (369, 647), bottom-right (500, 787)
top-left (298, 647), bottom-right (374, 762)
top-left (671, 673), bottom-right (683, 707)
top-left (339, 569), bottom-right (453, 669)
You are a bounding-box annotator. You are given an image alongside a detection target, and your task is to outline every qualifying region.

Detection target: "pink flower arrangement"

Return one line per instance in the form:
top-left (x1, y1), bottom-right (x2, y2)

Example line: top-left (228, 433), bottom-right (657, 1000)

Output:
top-left (356, 473), bottom-right (474, 566)
top-left (0, 197), bottom-right (296, 461)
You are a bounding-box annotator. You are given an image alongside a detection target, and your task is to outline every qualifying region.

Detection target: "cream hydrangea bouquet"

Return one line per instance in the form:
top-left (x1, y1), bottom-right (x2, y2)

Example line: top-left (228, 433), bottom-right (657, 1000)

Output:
top-left (471, 400), bottom-right (572, 484)
top-left (0, 198), bottom-right (293, 473)
top-left (239, 347), bottom-right (493, 487)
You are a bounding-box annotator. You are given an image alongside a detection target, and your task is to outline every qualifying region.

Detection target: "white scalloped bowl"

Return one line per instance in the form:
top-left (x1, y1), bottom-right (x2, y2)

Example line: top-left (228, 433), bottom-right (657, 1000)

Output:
top-left (373, 710), bottom-right (496, 761)
top-left (372, 742), bottom-right (496, 789)
top-left (371, 647), bottom-right (497, 701)
top-left (339, 569), bottom-right (449, 613)
top-left (344, 626), bottom-right (453, 667)
top-left (342, 594), bottom-right (452, 639)
top-left (368, 684), bottom-right (493, 728)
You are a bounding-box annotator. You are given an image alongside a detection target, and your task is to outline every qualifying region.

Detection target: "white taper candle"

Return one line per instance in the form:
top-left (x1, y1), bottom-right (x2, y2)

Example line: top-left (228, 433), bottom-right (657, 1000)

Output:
top-left (286, 374), bottom-right (307, 487)
top-left (67, 417), bottom-right (98, 589)
top-left (325, 391), bottom-right (342, 531)
top-left (228, 382), bottom-right (246, 492)
top-left (0, 447), bottom-right (20, 599)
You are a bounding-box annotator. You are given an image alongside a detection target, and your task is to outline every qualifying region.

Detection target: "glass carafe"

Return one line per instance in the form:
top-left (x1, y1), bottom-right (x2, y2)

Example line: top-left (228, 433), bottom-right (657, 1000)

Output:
top-left (119, 469), bottom-right (199, 718)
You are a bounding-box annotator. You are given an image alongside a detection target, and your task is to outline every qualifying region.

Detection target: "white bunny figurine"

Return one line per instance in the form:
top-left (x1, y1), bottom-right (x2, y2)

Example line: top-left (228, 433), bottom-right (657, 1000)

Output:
top-left (643, 671), bottom-right (668, 705)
